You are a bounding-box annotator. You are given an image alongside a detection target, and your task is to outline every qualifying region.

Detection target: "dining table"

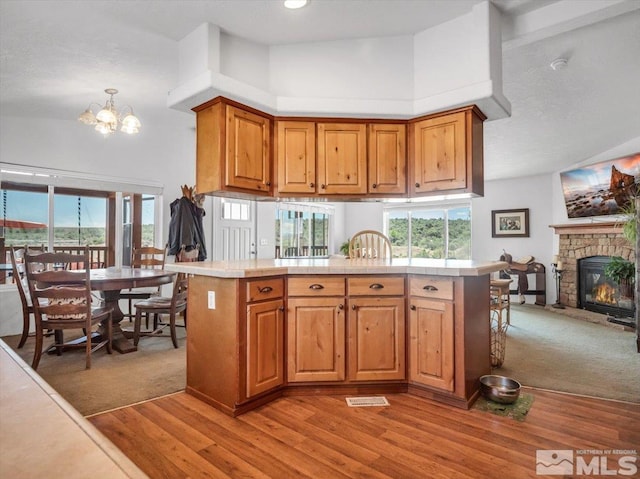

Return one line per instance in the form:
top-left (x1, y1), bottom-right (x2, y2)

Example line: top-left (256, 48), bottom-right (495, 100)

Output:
top-left (88, 267), bottom-right (176, 353)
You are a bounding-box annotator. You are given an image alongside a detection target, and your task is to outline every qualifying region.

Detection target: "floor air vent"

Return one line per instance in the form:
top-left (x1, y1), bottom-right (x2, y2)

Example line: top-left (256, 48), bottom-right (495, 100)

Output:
top-left (345, 396), bottom-right (390, 407)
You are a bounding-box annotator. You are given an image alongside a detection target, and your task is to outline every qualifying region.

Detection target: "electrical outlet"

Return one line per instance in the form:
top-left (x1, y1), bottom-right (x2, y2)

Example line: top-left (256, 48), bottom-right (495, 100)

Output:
top-left (208, 291), bottom-right (216, 309)
top-left (260, 238), bottom-right (268, 246)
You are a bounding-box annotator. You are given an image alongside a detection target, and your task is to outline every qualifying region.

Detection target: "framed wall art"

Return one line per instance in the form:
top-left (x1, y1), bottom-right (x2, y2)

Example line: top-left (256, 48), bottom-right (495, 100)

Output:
top-left (491, 208), bottom-right (530, 238)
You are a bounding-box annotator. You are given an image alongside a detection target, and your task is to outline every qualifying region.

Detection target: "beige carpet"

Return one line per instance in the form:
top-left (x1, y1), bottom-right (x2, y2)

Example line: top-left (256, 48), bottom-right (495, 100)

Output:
top-left (496, 304), bottom-right (639, 403)
top-left (1, 320), bottom-right (186, 416)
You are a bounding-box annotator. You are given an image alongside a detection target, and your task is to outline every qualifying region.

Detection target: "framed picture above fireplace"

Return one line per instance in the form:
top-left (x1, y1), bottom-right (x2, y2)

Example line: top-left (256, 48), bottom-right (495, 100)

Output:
top-left (491, 208), bottom-right (529, 238)
top-left (560, 152), bottom-right (639, 218)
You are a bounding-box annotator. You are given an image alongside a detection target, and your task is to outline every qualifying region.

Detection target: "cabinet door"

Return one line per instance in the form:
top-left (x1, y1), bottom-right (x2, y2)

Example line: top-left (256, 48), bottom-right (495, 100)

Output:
top-left (411, 112), bottom-right (466, 195)
top-left (287, 297), bottom-right (345, 382)
top-left (368, 124), bottom-right (406, 194)
top-left (317, 123), bottom-right (367, 195)
top-left (408, 297), bottom-right (454, 391)
top-left (246, 299), bottom-right (284, 397)
top-left (348, 297), bottom-right (405, 381)
top-left (276, 121), bottom-right (316, 194)
top-left (226, 105), bottom-right (271, 193)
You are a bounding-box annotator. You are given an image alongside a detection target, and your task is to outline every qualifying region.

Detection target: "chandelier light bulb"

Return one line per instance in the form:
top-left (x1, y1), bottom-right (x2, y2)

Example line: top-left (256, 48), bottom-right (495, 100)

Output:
top-left (78, 107), bottom-right (97, 125)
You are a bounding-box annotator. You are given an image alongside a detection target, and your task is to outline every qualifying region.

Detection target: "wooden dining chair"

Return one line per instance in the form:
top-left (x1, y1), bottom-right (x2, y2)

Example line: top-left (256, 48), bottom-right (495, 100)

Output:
top-left (120, 245), bottom-right (167, 323)
top-left (9, 244), bottom-right (46, 348)
top-left (24, 248), bottom-right (113, 370)
top-left (348, 230), bottom-right (392, 259)
top-left (133, 272), bottom-right (188, 349)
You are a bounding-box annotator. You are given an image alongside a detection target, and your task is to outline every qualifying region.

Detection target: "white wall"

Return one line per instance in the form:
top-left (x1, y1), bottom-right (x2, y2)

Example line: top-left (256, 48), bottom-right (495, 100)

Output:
top-left (472, 173), bottom-right (555, 303)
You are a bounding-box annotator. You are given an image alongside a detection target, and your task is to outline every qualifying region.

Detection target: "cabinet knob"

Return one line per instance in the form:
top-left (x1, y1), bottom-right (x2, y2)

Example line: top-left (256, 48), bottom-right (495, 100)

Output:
top-left (258, 286), bottom-right (273, 294)
top-left (410, 305), bottom-right (416, 310)
top-left (415, 182), bottom-right (420, 188)
top-left (309, 182), bottom-right (315, 188)
top-left (279, 306), bottom-right (285, 312)
top-left (351, 304), bottom-right (357, 310)
top-left (372, 183), bottom-right (377, 189)
top-left (338, 304), bottom-right (344, 310)
top-left (320, 184), bottom-right (326, 189)
top-left (266, 181), bottom-right (271, 186)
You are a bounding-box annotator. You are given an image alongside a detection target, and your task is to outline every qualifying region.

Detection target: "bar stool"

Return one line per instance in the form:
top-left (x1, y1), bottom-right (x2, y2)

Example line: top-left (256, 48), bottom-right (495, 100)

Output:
top-left (490, 278), bottom-right (513, 325)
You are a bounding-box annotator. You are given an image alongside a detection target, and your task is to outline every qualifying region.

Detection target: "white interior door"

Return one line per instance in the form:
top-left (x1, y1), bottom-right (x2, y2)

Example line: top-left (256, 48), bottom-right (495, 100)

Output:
top-left (212, 197), bottom-right (256, 261)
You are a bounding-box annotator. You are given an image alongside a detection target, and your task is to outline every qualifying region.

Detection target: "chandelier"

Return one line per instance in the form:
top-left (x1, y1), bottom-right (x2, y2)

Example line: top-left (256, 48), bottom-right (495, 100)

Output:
top-left (78, 88), bottom-right (141, 135)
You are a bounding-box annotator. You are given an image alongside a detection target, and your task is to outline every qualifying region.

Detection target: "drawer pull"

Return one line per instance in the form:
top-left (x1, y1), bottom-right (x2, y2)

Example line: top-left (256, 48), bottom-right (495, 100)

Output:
top-left (309, 284), bottom-right (325, 290)
top-left (258, 286), bottom-right (273, 294)
top-left (423, 285), bottom-right (438, 291)
top-left (410, 305), bottom-right (416, 311)
top-left (369, 283), bottom-right (384, 290)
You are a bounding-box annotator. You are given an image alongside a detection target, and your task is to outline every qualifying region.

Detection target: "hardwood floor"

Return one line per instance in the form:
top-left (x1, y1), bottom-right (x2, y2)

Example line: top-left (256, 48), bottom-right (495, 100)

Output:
top-left (89, 389), bottom-right (640, 479)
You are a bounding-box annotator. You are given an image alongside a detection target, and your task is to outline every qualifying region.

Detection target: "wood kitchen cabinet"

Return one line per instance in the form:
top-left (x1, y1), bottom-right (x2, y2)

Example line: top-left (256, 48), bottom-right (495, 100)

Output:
top-left (186, 275), bottom-right (284, 416)
top-left (408, 276), bottom-right (455, 392)
top-left (409, 106), bottom-right (485, 197)
top-left (276, 121), bottom-right (316, 195)
top-left (368, 123), bottom-right (406, 195)
top-left (287, 276), bottom-right (346, 382)
top-left (195, 98), bottom-right (272, 196)
top-left (347, 276), bottom-right (406, 381)
top-left (181, 264), bottom-right (493, 416)
top-left (277, 120), bottom-right (406, 197)
top-left (317, 123), bottom-right (367, 195)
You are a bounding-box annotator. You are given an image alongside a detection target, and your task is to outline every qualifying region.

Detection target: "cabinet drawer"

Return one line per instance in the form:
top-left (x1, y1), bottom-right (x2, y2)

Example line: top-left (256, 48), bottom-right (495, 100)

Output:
top-left (288, 276), bottom-right (345, 297)
top-left (409, 276), bottom-right (454, 301)
top-left (246, 277), bottom-right (284, 302)
top-left (347, 276), bottom-right (405, 296)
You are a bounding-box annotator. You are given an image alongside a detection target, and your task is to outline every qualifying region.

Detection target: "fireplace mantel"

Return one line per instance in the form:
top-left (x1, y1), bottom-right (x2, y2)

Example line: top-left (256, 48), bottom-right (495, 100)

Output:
top-left (550, 222), bottom-right (622, 235)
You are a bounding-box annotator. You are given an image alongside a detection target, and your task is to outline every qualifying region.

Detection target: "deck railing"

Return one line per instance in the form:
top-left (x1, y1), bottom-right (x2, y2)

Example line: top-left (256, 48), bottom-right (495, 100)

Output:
top-left (1, 244), bottom-right (110, 283)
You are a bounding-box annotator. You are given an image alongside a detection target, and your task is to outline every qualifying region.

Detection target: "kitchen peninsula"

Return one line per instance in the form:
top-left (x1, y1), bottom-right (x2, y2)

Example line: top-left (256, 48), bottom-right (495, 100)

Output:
top-left (166, 257), bottom-right (507, 416)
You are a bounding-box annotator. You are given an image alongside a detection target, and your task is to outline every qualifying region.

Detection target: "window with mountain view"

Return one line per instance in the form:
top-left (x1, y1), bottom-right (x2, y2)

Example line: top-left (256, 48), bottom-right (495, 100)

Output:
top-left (384, 203), bottom-right (471, 260)
top-left (275, 204), bottom-right (332, 258)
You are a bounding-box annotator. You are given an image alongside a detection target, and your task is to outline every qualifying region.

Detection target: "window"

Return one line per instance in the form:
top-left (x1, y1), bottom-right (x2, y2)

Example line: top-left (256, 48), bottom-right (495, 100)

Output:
top-left (384, 202), bottom-right (471, 260)
top-left (275, 203), bottom-right (332, 258)
top-left (1, 163), bottom-right (163, 275)
top-left (221, 198), bottom-right (250, 220)
top-left (53, 191), bottom-right (107, 247)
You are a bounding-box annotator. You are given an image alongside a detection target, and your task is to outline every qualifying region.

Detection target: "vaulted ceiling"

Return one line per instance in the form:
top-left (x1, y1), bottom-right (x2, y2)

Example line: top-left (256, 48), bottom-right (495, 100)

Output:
top-left (1, 0), bottom-right (639, 181)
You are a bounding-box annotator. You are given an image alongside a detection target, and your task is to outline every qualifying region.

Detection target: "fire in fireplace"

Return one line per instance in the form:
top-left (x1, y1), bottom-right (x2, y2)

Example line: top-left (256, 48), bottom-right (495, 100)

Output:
top-left (578, 256), bottom-right (636, 319)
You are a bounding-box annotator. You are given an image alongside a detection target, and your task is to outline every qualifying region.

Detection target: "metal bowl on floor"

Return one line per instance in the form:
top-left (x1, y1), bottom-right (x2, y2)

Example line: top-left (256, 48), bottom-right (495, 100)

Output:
top-left (479, 375), bottom-right (521, 404)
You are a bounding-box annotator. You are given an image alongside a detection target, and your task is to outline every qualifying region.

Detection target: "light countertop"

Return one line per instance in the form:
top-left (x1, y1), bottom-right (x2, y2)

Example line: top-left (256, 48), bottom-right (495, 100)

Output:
top-left (0, 340), bottom-right (148, 479)
top-left (166, 257), bottom-right (508, 278)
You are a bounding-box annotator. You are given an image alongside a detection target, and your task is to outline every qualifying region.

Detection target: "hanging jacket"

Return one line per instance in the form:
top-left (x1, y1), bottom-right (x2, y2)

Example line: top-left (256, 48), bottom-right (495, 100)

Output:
top-left (167, 196), bottom-right (207, 261)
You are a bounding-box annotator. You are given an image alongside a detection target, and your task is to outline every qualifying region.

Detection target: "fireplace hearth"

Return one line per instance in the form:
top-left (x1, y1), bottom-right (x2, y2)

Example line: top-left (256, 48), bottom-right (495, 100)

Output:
top-left (578, 256), bottom-right (635, 319)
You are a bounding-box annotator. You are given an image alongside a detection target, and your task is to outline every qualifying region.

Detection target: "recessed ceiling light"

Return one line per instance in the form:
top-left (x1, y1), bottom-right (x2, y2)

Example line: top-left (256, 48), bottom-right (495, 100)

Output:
top-left (284, 0), bottom-right (308, 9)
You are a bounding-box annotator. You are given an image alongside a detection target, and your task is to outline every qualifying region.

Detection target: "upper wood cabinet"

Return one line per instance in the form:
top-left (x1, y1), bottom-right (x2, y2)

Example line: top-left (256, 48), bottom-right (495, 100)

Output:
top-left (276, 120), bottom-right (406, 196)
top-left (409, 106), bottom-right (485, 197)
top-left (195, 98), bottom-right (272, 196)
top-left (194, 96), bottom-right (484, 199)
top-left (276, 121), bottom-right (316, 195)
top-left (368, 124), bottom-right (406, 194)
top-left (317, 123), bottom-right (367, 195)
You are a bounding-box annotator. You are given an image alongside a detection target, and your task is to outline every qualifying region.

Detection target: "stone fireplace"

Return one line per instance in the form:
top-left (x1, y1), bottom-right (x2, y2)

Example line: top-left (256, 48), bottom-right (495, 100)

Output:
top-left (551, 222), bottom-right (636, 311)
